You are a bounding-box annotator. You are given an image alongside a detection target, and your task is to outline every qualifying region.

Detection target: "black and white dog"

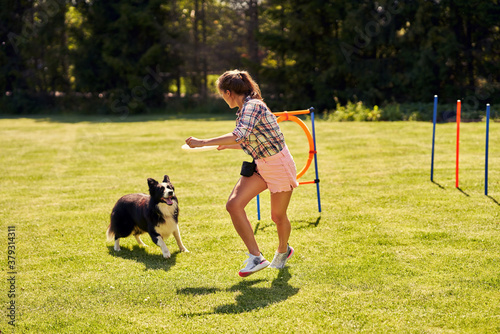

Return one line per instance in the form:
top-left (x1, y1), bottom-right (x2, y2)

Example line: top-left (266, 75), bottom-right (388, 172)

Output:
top-left (106, 175), bottom-right (188, 258)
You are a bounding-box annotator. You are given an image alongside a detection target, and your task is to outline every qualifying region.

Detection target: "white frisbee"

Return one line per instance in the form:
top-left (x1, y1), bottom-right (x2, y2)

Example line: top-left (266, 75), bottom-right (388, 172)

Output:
top-left (181, 144), bottom-right (218, 152)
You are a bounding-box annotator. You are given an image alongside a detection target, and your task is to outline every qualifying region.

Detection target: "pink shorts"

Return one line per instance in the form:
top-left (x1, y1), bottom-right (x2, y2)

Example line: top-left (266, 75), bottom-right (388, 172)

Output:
top-left (255, 145), bottom-right (299, 193)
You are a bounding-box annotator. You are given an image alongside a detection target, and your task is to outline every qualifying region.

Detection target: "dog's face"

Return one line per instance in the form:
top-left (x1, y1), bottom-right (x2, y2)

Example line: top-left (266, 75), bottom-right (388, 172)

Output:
top-left (147, 175), bottom-right (176, 205)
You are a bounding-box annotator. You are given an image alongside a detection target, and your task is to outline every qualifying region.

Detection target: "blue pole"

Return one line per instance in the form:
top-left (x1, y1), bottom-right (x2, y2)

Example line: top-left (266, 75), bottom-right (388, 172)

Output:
top-left (431, 95), bottom-right (438, 181)
top-left (310, 108), bottom-right (321, 213)
top-left (485, 104), bottom-right (490, 196)
top-left (256, 193), bottom-right (261, 220)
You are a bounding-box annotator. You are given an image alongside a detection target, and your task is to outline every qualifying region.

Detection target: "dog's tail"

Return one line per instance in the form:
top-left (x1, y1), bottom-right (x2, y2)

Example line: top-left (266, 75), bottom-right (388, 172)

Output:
top-left (106, 224), bottom-right (115, 242)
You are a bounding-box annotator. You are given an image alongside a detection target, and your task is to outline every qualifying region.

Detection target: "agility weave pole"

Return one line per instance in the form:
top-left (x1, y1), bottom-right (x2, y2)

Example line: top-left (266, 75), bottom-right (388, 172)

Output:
top-left (485, 104), bottom-right (491, 195)
top-left (256, 107), bottom-right (321, 220)
top-left (430, 95), bottom-right (438, 182)
top-left (456, 100), bottom-right (461, 189)
top-left (430, 96), bottom-right (492, 194)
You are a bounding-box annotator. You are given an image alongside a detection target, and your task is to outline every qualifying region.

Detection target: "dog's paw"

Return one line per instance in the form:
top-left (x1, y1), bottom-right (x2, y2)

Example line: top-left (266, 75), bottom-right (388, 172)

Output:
top-left (180, 248), bottom-right (189, 253)
top-left (114, 246), bottom-right (121, 251)
top-left (162, 251), bottom-right (171, 259)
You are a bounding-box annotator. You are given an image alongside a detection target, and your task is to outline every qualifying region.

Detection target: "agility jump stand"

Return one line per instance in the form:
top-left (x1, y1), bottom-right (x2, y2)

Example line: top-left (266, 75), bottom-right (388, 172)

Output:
top-left (430, 96), bottom-right (492, 195)
top-left (256, 107), bottom-right (321, 220)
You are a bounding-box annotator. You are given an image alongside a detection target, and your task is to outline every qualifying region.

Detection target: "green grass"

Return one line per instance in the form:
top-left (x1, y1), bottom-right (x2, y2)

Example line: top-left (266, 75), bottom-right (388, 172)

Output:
top-left (1, 116), bottom-right (499, 333)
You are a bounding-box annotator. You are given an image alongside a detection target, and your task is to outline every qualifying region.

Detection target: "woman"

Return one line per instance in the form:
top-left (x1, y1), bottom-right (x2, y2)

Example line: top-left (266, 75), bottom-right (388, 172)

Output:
top-left (185, 70), bottom-right (298, 277)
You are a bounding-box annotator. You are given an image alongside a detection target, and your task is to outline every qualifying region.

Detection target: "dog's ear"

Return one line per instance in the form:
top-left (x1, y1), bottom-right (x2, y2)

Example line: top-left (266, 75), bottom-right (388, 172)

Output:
top-left (163, 175), bottom-right (170, 183)
top-left (147, 178), bottom-right (158, 188)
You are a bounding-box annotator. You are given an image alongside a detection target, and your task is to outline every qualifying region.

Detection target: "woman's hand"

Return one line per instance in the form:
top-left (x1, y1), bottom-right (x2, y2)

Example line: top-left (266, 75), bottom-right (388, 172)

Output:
top-left (185, 137), bottom-right (204, 148)
top-left (186, 133), bottom-right (238, 148)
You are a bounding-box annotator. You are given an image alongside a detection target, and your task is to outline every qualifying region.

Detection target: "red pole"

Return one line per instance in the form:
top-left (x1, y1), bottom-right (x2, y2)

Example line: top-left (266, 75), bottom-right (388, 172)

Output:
top-left (456, 100), bottom-right (461, 188)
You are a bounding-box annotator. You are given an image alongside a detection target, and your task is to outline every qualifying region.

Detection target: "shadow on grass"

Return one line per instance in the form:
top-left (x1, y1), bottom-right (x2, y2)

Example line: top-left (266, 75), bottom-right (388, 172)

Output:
top-left (107, 245), bottom-right (179, 271)
top-left (457, 187), bottom-right (470, 197)
top-left (432, 183), bottom-right (498, 204)
top-left (487, 196), bottom-right (500, 206)
top-left (254, 216), bottom-right (321, 234)
top-left (178, 267), bottom-right (299, 315)
top-left (431, 180), bottom-right (445, 189)
top-left (294, 216), bottom-right (321, 230)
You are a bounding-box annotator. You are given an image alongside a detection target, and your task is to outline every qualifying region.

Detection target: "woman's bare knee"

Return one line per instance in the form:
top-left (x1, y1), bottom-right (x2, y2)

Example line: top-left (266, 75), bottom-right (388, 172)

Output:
top-left (226, 198), bottom-right (243, 214)
top-left (271, 212), bottom-right (288, 225)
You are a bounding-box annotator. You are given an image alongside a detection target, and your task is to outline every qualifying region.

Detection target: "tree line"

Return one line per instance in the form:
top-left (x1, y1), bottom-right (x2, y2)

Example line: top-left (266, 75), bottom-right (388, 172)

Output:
top-left (1, 0), bottom-right (499, 115)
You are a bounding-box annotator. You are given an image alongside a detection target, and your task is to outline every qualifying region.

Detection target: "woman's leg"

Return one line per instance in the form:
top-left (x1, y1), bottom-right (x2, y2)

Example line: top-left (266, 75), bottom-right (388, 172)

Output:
top-left (226, 173), bottom-right (267, 256)
top-left (270, 190), bottom-right (293, 253)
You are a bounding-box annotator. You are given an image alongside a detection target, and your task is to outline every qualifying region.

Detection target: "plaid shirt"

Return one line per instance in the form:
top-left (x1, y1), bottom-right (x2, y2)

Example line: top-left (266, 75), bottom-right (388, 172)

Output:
top-left (232, 96), bottom-right (285, 159)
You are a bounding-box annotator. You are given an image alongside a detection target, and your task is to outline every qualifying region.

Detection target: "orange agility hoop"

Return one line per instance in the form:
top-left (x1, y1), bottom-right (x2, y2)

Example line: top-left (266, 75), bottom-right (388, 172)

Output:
top-left (276, 112), bottom-right (315, 180)
top-left (256, 107), bottom-right (321, 220)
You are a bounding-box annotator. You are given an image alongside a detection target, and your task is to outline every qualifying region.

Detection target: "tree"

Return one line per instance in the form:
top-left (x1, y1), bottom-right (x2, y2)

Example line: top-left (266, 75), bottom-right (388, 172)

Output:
top-left (0, 0), bottom-right (33, 95)
top-left (259, 0), bottom-right (346, 111)
top-left (1, 0), bottom-right (69, 111)
top-left (71, 0), bottom-right (177, 113)
top-left (1, 0), bottom-right (499, 114)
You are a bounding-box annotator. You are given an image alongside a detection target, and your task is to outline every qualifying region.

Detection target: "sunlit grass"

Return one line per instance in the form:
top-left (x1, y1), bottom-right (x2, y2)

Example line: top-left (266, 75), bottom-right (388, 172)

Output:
top-left (0, 116), bottom-right (499, 333)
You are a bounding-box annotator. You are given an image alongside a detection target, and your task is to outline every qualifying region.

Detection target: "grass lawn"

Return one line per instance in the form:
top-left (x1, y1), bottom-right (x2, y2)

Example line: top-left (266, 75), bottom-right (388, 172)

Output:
top-left (0, 115), bottom-right (499, 333)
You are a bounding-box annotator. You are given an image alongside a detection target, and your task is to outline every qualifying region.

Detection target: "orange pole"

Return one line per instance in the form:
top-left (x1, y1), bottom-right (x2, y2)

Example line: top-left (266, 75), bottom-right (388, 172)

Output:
top-left (456, 100), bottom-right (461, 188)
top-left (273, 110), bottom-right (311, 116)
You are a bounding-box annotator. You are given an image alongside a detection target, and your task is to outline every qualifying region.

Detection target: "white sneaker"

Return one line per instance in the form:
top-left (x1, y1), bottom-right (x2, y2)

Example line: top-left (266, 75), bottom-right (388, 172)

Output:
top-left (238, 253), bottom-right (270, 277)
top-left (269, 245), bottom-right (294, 269)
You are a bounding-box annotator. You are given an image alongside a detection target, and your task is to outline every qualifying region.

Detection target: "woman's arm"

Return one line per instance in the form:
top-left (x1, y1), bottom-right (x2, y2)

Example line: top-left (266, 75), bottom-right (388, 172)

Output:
top-left (185, 132), bottom-right (238, 148)
top-left (218, 144), bottom-right (242, 150)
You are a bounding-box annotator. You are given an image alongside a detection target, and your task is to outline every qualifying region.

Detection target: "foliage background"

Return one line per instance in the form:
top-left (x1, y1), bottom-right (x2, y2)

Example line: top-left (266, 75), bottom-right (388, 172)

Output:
top-left (1, 0), bottom-right (499, 117)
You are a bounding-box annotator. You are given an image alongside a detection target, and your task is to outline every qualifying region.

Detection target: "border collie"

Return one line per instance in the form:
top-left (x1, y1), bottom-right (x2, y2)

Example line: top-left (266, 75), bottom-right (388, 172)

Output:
top-left (106, 175), bottom-right (188, 258)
